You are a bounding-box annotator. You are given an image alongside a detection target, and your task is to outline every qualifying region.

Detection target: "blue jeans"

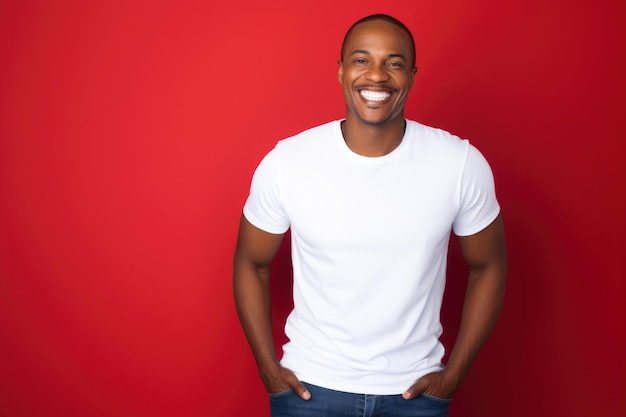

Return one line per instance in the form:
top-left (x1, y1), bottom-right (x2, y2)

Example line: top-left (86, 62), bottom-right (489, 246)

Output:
top-left (269, 382), bottom-right (450, 417)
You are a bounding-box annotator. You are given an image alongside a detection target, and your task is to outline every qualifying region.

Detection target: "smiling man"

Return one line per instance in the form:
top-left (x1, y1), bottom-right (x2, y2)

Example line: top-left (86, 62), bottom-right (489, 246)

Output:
top-left (233, 14), bottom-right (507, 417)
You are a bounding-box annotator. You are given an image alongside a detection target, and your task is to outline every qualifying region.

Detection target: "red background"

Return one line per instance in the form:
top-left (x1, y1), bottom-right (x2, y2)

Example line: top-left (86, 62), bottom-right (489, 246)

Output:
top-left (0, 1), bottom-right (624, 416)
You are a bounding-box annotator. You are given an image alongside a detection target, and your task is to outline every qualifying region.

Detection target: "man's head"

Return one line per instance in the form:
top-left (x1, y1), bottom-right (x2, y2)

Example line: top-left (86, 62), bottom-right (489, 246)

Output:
top-left (338, 14), bottom-right (418, 127)
top-left (340, 14), bottom-right (416, 68)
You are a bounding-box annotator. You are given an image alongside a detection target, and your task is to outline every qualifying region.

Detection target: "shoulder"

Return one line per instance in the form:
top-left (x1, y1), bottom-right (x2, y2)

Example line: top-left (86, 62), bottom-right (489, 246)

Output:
top-left (405, 120), bottom-right (470, 159)
top-left (408, 120), bottom-right (468, 146)
top-left (277, 120), bottom-right (338, 148)
top-left (263, 120), bottom-right (340, 166)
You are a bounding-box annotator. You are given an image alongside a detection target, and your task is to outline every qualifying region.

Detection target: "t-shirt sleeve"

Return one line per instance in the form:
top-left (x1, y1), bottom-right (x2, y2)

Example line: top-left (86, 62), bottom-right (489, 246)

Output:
top-left (452, 144), bottom-right (501, 236)
top-left (242, 147), bottom-right (290, 234)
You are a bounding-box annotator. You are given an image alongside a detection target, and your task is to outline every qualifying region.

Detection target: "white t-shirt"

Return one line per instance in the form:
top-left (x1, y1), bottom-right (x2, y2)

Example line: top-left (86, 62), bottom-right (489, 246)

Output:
top-left (243, 119), bottom-right (500, 395)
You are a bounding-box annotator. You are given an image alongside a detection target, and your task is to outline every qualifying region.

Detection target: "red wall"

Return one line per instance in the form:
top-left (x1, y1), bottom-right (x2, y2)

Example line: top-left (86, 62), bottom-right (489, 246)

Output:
top-left (0, 1), bottom-right (624, 416)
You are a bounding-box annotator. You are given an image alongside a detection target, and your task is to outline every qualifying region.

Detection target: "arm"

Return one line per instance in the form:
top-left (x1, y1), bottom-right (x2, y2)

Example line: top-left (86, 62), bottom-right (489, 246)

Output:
top-left (403, 213), bottom-right (508, 399)
top-left (232, 215), bottom-right (311, 400)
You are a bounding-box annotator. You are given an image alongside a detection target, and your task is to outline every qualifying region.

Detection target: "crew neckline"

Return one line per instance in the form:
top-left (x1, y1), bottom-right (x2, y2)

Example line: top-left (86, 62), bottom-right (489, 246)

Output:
top-left (332, 119), bottom-right (411, 164)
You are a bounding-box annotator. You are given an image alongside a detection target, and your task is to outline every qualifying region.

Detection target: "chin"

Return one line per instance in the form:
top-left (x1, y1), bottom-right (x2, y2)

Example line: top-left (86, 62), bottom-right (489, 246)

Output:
top-left (356, 113), bottom-right (394, 127)
top-left (352, 106), bottom-right (404, 127)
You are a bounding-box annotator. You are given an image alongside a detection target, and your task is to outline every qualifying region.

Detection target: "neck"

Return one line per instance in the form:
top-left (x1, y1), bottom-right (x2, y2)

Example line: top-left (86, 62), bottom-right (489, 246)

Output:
top-left (341, 114), bottom-right (406, 157)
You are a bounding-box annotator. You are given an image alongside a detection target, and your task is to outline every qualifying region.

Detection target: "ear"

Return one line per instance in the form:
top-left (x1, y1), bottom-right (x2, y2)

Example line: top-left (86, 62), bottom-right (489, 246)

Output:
top-left (409, 66), bottom-right (418, 89)
top-left (337, 60), bottom-right (344, 84)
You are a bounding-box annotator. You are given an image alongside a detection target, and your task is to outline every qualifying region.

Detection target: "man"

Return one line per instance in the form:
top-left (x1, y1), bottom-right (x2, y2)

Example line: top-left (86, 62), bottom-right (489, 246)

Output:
top-left (233, 14), bottom-right (507, 417)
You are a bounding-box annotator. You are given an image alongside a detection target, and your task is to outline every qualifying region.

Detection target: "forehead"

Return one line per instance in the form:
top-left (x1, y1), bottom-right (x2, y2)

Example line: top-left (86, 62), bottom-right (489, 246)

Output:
top-left (344, 19), bottom-right (413, 57)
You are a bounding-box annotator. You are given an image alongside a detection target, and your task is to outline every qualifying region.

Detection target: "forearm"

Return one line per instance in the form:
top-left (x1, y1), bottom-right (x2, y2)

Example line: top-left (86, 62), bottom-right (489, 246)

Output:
top-left (233, 263), bottom-right (280, 373)
top-left (232, 217), bottom-right (311, 397)
top-left (443, 265), bottom-right (506, 387)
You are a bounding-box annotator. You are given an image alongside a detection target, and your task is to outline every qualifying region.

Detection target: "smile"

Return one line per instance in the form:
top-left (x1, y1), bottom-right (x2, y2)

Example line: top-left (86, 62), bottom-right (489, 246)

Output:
top-left (359, 90), bottom-right (391, 102)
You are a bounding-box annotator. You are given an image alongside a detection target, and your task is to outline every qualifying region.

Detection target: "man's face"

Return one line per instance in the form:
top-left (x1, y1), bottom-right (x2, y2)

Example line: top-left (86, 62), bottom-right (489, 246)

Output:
top-left (338, 20), bottom-right (417, 127)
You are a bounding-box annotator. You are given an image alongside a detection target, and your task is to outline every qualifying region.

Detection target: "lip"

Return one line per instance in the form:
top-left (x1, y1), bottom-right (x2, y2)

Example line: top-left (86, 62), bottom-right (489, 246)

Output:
top-left (357, 89), bottom-right (393, 104)
top-left (356, 85), bottom-right (396, 93)
top-left (356, 85), bottom-right (397, 102)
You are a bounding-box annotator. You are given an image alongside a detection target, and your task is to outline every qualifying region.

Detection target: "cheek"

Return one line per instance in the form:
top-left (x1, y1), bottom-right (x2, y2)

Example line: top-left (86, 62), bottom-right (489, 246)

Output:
top-left (394, 76), bottom-right (413, 94)
top-left (341, 83), bottom-right (354, 101)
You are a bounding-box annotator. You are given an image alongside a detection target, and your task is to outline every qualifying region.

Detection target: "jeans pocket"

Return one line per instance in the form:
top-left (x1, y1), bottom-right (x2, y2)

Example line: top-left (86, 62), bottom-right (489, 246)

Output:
top-left (268, 388), bottom-right (294, 398)
top-left (421, 392), bottom-right (452, 404)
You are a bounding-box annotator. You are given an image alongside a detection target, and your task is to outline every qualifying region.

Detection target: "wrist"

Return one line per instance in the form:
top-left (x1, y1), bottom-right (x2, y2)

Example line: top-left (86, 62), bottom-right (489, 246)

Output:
top-left (257, 358), bottom-right (281, 377)
top-left (440, 367), bottom-right (464, 393)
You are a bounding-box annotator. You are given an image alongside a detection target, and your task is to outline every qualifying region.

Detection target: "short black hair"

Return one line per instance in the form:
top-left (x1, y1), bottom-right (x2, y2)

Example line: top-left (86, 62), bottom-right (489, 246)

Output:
top-left (340, 14), bottom-right (416, 67)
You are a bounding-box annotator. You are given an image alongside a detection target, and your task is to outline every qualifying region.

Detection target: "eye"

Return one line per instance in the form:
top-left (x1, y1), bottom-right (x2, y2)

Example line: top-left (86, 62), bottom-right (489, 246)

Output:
top-left (353, 58), bottom-right (368, 65)
top-left (387, 61), bottom-right (403, 68)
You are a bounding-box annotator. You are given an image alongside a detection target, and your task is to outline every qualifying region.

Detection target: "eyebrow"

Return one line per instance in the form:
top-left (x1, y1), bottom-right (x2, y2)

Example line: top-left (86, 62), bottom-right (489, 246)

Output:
top-left (349, 49), bottom-right (408, 61)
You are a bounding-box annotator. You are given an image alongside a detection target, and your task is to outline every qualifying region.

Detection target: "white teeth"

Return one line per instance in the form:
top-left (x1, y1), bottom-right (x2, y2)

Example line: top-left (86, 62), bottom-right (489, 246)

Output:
top-left (360, 90), bottom-right (391, 101)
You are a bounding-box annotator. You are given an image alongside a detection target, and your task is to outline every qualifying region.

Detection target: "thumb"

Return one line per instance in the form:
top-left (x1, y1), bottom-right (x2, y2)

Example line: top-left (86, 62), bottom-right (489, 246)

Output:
top-left (284, 373), bottom-right (311, 401)
top-left (291, 381), bottom-right (311, 400)
top-left (402, 375), bottom-right (430, 400)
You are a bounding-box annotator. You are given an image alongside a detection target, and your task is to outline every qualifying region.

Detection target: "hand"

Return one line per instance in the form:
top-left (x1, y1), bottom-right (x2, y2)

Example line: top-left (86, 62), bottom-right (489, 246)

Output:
top-left (402, 371), bottom-right (459, 400)
top-left (261, 365), bottom-right (311, 400)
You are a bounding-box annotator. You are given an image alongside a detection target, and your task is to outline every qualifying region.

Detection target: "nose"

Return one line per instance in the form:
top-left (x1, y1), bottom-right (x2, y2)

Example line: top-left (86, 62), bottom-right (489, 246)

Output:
top-left (365, 63), bottom-right (390, 82)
